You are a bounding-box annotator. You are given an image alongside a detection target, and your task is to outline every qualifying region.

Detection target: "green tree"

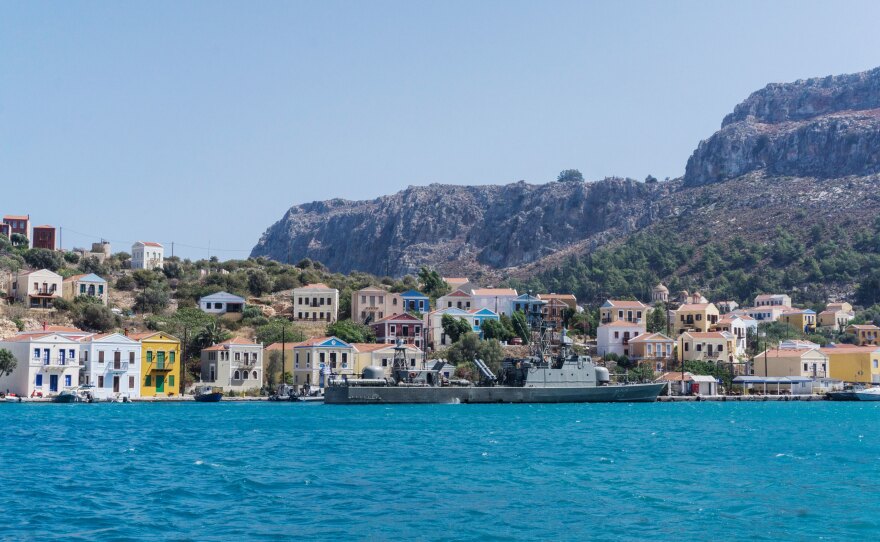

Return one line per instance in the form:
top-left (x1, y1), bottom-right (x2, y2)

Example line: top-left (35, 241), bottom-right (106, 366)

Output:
top-left (23, 248), bottom-right (63, 271)
top-left (327, 319), bottom-right (375, 343)
top-left (10, 233), bottom-right (28, 248)
top-left (256, 319), bottom-right (305, 345)
top-left (557, 169), bottom-right (584, 183)
top-left (135, 281), bottom-right (171, 314)
top-left (78, 256), bottom-right (109, 276)
top-left (445, 333), bottom-right (505, 374)
top-left (511, 311), bottom-right (530, 344)
top-left (481, 318), bottom-right (513, 342)
top-left (74, 303), bottom-right (119, 332)
top-left (0, 349), bottom-right (17, 378)
top-left (441, 314), bottom-right (472, 344)
top-left (648, 303), bottom-right (667, 333)
top-left (195, 321), bottom-right (231, 351)
top-left (247, 269), bottom-right (273, 296)
top-left (856, 270), bottom-right (880, 306)
top-left (418, 267), bottom-right (450, 299)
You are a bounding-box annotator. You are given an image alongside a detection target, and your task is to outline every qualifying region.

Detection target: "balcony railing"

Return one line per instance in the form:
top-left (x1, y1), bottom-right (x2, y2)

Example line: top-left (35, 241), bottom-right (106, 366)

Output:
top-left (106, 361), bottom-right (130, 373)
top-left (150, 360), bottom-right (174, 371)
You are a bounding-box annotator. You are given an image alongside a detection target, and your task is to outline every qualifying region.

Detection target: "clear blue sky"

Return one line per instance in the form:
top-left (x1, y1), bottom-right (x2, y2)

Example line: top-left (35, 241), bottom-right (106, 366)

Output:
top-left (3, 1), bottom-right (880, 260)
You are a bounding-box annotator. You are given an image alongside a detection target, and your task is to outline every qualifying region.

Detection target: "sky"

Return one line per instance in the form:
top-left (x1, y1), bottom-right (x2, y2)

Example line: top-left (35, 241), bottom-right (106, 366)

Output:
top-left (3, 1), bottom-right (880, 260)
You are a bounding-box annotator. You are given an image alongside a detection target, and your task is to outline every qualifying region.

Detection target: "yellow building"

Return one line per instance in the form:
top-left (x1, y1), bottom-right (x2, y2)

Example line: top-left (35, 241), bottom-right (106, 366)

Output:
top-left (846, 324), bottom-right (880, 346)
top-left (352, 343), bottom-right (423, 376)
top-left (129, 331), bottom-right (182, 397)
top-left (674, 303), bottom-right (720, 334)
top-left (628, 332), bottom-right (675, 372)
top-left (753, 348), bottom-right (828, 378)
top-left (819, 345), bottom-right (880, 384)
top-left (599, 300), bottom-right (650, 324)
top-left (780, 309), bottom-right (817, 334)
top-left (678, 331), bottom-right (736, 364)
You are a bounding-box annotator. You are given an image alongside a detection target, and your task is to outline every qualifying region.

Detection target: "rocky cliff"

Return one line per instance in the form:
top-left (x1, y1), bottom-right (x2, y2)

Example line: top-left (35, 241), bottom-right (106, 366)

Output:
top-left (254, 66), bottom-right (880, 279)
top-left (684, 67), bottom-right (880, 186)
top-left (251, 178), bottom-right (674, 277)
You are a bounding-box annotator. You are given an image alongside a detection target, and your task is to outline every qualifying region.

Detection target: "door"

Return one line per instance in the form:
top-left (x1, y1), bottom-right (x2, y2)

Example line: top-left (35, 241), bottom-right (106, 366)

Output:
top-left (155, 375), bottom-right (165, 393)
top-left (49, 374), bottom-right (59, 392)
top-left (113, 376), bottom-right (120, 393)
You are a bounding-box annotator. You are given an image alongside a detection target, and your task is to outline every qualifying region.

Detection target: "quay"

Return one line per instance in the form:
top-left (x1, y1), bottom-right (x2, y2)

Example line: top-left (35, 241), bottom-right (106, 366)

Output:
top-left (657, 394), bottom-right (827, 402)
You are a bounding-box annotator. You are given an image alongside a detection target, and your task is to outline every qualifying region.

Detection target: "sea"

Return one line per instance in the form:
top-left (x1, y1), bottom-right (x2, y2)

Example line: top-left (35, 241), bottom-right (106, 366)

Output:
top-left (1, 401), bottom-right (878, 541)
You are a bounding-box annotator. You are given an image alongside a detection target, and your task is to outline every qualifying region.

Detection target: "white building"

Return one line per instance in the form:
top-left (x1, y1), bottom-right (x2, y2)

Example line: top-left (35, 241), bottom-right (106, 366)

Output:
top-left (200, 338), bottom-right (264, 393)
top-left (0, 331), bottom-right (84, 397)
top-left (469, 288), bottom-right (518, 316)
top-left (198, 291), bottom-right (246, 315)
top-left (596, 321), bottom-right (646, 358)
top-left (131, 241), bottom-right (164, 270)
top-left (78, 333), bottom-right (142, 400)
top-left (436, 290), bottom-right (474, 311)
top-left (713, 314), bottom-right (757, 358)
top-left (62, 273), bottom-right (109, 305)
top-left (293, 283), bottom-right (339, 322)
top-left (9, 268), bottom-right (63, 309)
top-left (754, 294), bottom-right (792, 308)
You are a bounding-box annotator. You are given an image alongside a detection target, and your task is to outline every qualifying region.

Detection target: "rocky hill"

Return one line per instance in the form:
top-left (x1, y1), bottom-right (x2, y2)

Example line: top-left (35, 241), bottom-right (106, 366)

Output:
top-left (251, 178), bottom-right (674, 277)
top-left (684, 67), bottom-right (880, 186)
top-left (253, 66), bottom-right (880, 301)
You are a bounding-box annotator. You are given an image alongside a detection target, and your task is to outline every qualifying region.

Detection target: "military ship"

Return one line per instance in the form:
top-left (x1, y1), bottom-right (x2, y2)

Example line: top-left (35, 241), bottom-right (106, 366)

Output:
top-left (324, 328), bottom-right (666, 405)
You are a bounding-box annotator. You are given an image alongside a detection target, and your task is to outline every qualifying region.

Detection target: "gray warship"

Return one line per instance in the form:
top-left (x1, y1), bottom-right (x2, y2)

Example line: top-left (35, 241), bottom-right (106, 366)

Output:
top-left (324, 327), bottom-right (666, 405)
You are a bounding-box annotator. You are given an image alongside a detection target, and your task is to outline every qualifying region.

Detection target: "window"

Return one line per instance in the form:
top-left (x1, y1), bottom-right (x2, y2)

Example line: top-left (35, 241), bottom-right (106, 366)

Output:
top-left (696, 344), bottom-right (702, 352)
top-left (234, 370), bottom-right (240, 380)
top-left (35, 374), bottom-right (43, 387)
top-left (80, 284), bottom-right (86, 294)
top-left (410, 359), bottom-right (416, 367)
top-left (99, 351), bottom-right (105, 363)
top-left (130, 351), bottom-right (135, 363)
top-left (114, 351), bottom-right (121, 363)
top-left (718, 345), bottom-right (723, 352)
top-left (145, 375), bottom-right (152, 386)
top-left (342, 353), bottom-right (347, 365)
top-left (169, 375), bottom-right (175, 387)
top-left (242, 371), bottom-right (248, 380)
top-left (83, 351), bottom-right (89, 362)
top-left (98, 376), bottom-right (105, 388)
top-left (65, 375), bottom-right (72, 387)
top-left (169, 352), bottom-right (175, 363)
top-left (382, 358), bottom-right (388, 367)
top-left (98, 285), bottom-right (104, 295)
top-left (129, 376), bottom-right (135, 389)
top-left (33, 348), bottom-right (40, 359)
top-left (614, 331), bottom-right (619, 339)
top-left (319, 353), bottom-right (325, 364)
top-left (804, 363), bottom-right (809, 371)
top-left (235, 352), bottom-right (240, 361)
top-left (252, 371), bottom-right (258, 380)
top-left (390, 325), bottom-right (396, 334)
top-left (684, 343), bottom-right (690, 352)
top-left (874, 360), bottom-right (879, 369)
top-left (147, 351), bottom-right (153, 363)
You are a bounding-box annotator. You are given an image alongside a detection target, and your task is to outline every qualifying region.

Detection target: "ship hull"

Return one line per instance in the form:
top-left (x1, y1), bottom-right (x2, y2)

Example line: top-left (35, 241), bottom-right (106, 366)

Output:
top-left (324, 382), bottom-right (667, 404)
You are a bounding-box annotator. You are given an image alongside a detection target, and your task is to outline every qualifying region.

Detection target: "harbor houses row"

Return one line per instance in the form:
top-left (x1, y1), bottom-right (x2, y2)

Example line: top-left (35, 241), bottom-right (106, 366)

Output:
top-left (6, 268), bottom-right (109, 308)
top-left (597, 285), bottom-right (879, 385)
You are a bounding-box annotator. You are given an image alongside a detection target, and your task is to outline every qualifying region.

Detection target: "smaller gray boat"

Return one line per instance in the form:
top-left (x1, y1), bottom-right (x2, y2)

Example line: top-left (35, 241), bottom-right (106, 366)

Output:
top-left (826, 384), bottom-right (865, 401)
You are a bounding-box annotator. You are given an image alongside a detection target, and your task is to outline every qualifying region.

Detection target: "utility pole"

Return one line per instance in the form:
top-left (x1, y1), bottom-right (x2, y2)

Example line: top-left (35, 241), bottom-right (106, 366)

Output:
top-left (182, 327), bottom-right (188, 395)
top-left (171, 242), bottom-right (174, 259)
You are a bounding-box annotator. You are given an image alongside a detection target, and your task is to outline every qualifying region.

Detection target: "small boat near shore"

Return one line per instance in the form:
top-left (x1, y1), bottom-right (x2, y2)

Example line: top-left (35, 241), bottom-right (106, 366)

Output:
top-left (827, 384), bottom-right (865, 401)
top-left (194, 385), bottom-right (223, 402)
top-left (854, 387), bottom-right (880, 401)
top-left (54, 386), bottom-right (95, 403)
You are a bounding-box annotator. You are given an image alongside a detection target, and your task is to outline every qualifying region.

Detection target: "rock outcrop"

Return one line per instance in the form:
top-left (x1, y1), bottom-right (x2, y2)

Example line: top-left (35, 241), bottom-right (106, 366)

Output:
top-left (251, 179), bottom-right (673, 276)
top-left (684, 67), bottom-right (880, 186)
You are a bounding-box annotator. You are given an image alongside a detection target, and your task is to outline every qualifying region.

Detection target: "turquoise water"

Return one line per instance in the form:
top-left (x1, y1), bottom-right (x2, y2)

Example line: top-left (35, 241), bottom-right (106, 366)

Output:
top-left (1, 402), bottom-right (879, 541)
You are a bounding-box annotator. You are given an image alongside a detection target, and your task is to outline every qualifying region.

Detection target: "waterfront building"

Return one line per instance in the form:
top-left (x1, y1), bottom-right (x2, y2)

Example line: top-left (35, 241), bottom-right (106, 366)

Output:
top-left (846, 324), bottom-right (880, 346)
top-left (200, 337), bottom-right (263, 393)
top-left (677, 331), bottom-right (736, 364)
top-left (371, 313), bottom-right (425, 349)
top-left (753, 347), bottom-right (829, 380)
top-left (0, 331), bottom-right (83, 397)
top-left (32, 225), bottom-right (56, 250)
top-left (351, 286), bottom-right (400, 323)
top-left (131, 241), bottom-right (164, 270)
top-left (128, 331), bottom-right (181, 397)
top-left (78, 332), bottom-right (142, 400)
top-left (596, 321), bottom-right (645, 358)
top-left (198, 291), bottom-right (246, 316)
top-left (62, 273), bottom-right (108, 305)
top-left (352, 342), bottom-right (424, 377)
top-left (436, 289), bottom-right (474, 311)
top-left (599, 300), bottom-right (649, 324)
top-left (656, 372), bottom-right (718, 396)
top-left (425, 307), bottom-right (500, 348)
top-left (9, 268), bottom-right (62, 309)
top-left (510, 294), bottom-right (547, 326)
top-left (293, 283), bottom-right (339, 322)
top-left (819, 345), bottom-right (880, 384)
top-left (780, 309), bottom-right (817, 334)
top-left (674, 303), bottom-right (720, 334)
top-left (628, 332), bottom-right (675, 372)
top-left (292, 336), bottom-right (356, 390)
top-left (399, 289), bottom-right (431, 314)
top-left (470, 288), bottom-right (518, 316)
top-left (2, 214), bottom-right (30, 242)
top-left (754, 294), bottom-right (792, 308)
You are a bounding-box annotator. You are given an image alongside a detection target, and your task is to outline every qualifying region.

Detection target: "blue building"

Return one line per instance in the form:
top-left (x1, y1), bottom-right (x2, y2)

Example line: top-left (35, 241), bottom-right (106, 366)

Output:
top-left (400, 290), bottom-right (430, 314)
top-left (470, 308), bottom-right (500, 337)
top-left (511, 294), bottom-right (547, 327)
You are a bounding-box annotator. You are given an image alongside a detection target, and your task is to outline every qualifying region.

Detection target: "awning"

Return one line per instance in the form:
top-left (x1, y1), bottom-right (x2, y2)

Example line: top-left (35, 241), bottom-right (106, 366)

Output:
top-left (733, 376), bottom-right (814, 384)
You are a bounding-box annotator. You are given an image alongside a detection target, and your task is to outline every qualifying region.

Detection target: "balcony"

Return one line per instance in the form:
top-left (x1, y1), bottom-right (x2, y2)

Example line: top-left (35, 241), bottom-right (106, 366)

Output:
top-left (150, 360), bottom-right (174, 371)
top-left (106, 361), bottom-right (130, 373)
top-left (42, 357), bottom-right (75, 370)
